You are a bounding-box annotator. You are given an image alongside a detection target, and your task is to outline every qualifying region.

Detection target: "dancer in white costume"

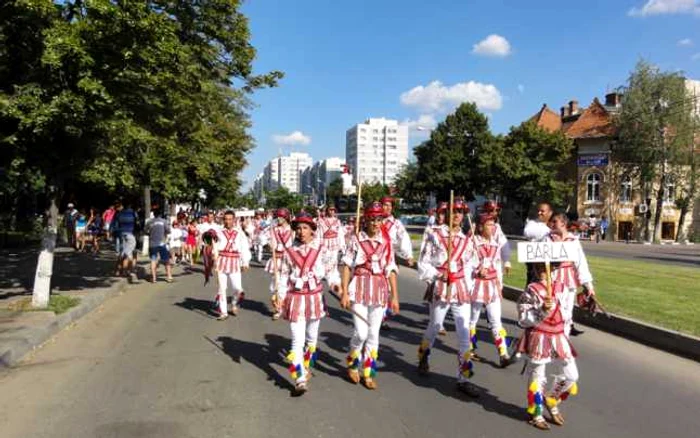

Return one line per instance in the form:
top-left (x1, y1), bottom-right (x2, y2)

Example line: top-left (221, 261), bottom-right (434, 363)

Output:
top-left (276, 211), bottom-right (340, 396)
top-left (417, 198), bottom-right (479, 398)
top-left (340, 202), bottom-right (399, 390)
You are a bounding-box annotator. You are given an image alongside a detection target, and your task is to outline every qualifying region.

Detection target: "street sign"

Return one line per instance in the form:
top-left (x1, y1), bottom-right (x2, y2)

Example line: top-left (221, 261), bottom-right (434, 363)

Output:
top-left (577, 154), bottom-right (609, 167)
top-left (517, 241), bottom-right (579, 263)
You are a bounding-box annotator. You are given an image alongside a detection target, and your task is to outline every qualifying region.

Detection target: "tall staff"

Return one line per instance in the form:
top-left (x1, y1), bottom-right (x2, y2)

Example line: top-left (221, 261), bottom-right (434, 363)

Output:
top-left (445, 190), bottom-right (454, 300)
top-left (355, 179), bottom-right (362, 234)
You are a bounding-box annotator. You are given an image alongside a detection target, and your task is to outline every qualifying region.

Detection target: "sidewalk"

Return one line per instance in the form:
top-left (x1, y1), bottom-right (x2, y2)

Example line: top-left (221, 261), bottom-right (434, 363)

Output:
top-left (0, 245), bottom-right (129, 368)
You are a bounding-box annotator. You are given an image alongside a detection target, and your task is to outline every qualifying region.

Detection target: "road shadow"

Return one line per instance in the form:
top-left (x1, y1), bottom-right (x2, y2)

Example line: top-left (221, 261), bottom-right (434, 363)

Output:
top-left (214, 334), bottom-right (294, 392)
top-left (239, 298), bottom-right (273, 318)
top-left (0, 245), bottom-right (125, 302)
top-left (174, 297), bottom-right (218, 318)
top-left (379, 341), bottom-right (525, 422)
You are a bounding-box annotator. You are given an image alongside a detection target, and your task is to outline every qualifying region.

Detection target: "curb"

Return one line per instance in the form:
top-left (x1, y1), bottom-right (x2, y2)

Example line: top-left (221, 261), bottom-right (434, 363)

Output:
top-left (0, 278), bottom-right (129, 369)
top-left (398, 259), bottom-right (700, 363)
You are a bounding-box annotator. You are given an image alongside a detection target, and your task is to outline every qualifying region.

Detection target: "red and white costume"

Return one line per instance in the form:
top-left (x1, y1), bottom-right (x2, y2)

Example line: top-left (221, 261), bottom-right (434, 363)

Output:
top-left (545, 233), bottom-right (593, 336)
top-left (382, 215), bottom-right (413, 261)
top-left (277, 238), bottom-right (340, 385)
top-left (213, 226), bottom-right (251, 315)
top-left (417, 224), bottom-right (476, 382)
top-left (468, 233), bottom-right (512, 358)
top-left (318, 216), bottom-right (346, 255)
top-left (518, 279), bottom-right (579, 421)
top-left (342, 229), bottom-right (397, 380)
top-left (264, 224), bottom-right (294, 298)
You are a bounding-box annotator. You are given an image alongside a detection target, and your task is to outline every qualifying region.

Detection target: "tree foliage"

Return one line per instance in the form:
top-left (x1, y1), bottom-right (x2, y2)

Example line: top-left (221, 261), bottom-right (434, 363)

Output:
top-left (498, 121), bottom-right (575, 214)
top-left (0, 0), bottom-right (283, 227)
top-left (413, 103), bottom-right (498, 201)
top-left (615, 60), bottom-right (695, 241)
top-left (263, 187), bottom-right (304, 214)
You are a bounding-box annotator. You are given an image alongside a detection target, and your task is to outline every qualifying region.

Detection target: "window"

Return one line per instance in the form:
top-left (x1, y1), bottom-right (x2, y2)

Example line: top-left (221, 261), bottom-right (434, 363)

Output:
top-left (620, 176), bottom-right (632, 202)
top-left (373, 129), bottom-right (378, 133)
top-left (586, 172), bottom-right (601, 202)
top-left (663, 178), bottom-right (675, 203)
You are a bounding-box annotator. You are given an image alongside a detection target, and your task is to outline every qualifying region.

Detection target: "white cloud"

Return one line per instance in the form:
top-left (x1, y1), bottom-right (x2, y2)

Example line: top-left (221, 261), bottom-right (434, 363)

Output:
top-left (692, 53), bottom-right (700, 60)
top-left (272, 130), bottom-right (311, 146)
top-left (400, 80), bottom-right (503, 112)
top-left (517, 84), bottom-right (525, 94)
top-left (678, 38), bottom-right (694, 46)
top-left (628, 0), bottom-right (700, 17)
top-left (401, 114), bottom-right (437, 137)
top-left (472, 34), bottom-right (512, 57)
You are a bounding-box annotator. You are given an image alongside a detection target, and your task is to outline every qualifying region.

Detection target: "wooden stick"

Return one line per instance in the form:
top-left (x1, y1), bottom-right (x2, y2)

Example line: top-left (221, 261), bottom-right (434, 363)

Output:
top-left (328, 288), bottom-right (370, 326)
top-left (272, 234), bottom-right (279, 308)
top-left (355, 181), bottom-right (362, 235)
top-left (446, 191), bottom-right (454, 301)
top-left (545, 261), bottom-right (552, 299)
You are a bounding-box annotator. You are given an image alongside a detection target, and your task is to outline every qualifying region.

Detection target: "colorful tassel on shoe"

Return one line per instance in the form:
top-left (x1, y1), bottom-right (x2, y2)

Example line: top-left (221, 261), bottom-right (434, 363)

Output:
top-left (494, 327), bottom-right (510, 356)
top-left (347, 350), bottom-right (361, 370)
top-left (363, 349), bottom-right (378, 378)
top-left (303, 345), bottom-right (317, 369)
top-left (459, 351), bottom-right (474, 378)
top-left (527, 381), bottom-right (544, 417)
top-left (470, 327), bottom-right (478, 350)
top-left (418, 339), bottom-right (431, 361)
top-left (549, 381), bottom-right (578, 405)
top-left (286, 351), bottom-right (303, 380)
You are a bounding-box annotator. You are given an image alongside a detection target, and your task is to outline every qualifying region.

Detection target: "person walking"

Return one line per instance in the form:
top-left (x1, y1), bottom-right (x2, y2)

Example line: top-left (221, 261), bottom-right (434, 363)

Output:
top-left (144, 208), bottom-right (172, 283)
top-left (416, 198), bottom-right (479, 397)
top-left (102, 205), bottom-right (116, 240)
top-left (517, 263), bottom-right (580, 431)
top-left (275, 211), bottom-right (340, 396)
top-left (339, 202), bottom-right (399, 390)
top-left (113, 202), bottom-right (139, 282)
top-left (212, 210), bottom-right (251, 319)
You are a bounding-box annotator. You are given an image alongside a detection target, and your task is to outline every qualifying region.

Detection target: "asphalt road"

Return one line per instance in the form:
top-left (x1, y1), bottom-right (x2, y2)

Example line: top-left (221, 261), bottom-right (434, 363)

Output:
top-left (2, 262), bottom-right (699, 438)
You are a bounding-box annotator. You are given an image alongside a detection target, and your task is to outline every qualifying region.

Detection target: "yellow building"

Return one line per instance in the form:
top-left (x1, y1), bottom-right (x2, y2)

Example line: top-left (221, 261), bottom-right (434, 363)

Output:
top-left (528, 93), bottom-right (697, 242)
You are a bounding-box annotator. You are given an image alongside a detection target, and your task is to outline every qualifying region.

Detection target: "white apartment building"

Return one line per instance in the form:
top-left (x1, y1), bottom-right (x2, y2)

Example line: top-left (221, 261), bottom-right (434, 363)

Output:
top-left (263, 152), bottom-right (313, 194)
top-left (300, 157), bottom-right (346, 205)
top-left (345, 117), bottom-right (409, 185)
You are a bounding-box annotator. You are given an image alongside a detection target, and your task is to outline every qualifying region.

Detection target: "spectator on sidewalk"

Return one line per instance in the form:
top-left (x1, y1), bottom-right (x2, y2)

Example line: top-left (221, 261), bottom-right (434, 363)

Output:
top-left (87, 207), bottom-right (102, 253)
top-left (168, 220), bottom-right (184, 265)
top-left (145, 208), bottom-right (172, 283)
top-left (113, 202), bottom-right (139, 282)
top-left (64, 203), bottom-right (78, 247)
top-left (600, 216), bottom-right (609, 242)
top-left (74, 210), bottom-right (87, 252)
top-left (102, 205), bottom-right (116, 240)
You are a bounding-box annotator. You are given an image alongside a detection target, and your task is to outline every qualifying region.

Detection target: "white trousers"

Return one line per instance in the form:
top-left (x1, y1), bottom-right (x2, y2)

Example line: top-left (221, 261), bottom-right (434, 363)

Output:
top-left (527, 358), bottom-right (579, 417)
top-left (289, 318), bottom-right (320, 383)
top-left (562, 287), bottom-right (577, 337)
top-left (423, 302), bottom-right (472, 382)
top-left (217, 271), bottom-right (243, 315)
top-left (469, 300), bottom-right (503, 333)
top-left (349, 303), bottom-right (385, 367)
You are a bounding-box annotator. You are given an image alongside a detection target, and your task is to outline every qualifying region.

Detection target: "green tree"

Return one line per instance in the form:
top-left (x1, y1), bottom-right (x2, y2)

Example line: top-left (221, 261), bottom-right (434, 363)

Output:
top-left (0, 1), bottom-right (282, 306)
top-left (615, 60), bottom-right (695, 242)
top-left (413, 103), bottom-right (499, 201)
top-left (360, 182), bottom-right (389, 205)
top-left (264, 187), bottom-right (304, 214)
top-left (393, 161), bottom-right (424, 204)
top-left (498, 121), bottom-right (575, 218)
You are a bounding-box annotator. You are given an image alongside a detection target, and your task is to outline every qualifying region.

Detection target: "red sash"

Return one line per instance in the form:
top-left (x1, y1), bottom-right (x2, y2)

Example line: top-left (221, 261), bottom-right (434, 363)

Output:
top-left (220, 229), bottom-right (239, 257)
top-left (529, 282), bottom-right (565, 334)
top-left (273, 227), bottom-right (292, 252)
top-left (356, 237), bottom-right (390, 275)
top-left (475, 240), bottom-right (498, 280)
top-left (435, 230), bottom-right (468, 282)
top-left (285, 245), bottom-right (322, 293)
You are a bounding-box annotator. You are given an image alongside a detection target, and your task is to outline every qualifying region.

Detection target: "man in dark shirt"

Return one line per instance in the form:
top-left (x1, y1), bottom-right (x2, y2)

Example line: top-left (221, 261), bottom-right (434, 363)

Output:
top-left (113, 203), bottom-right (139, 282)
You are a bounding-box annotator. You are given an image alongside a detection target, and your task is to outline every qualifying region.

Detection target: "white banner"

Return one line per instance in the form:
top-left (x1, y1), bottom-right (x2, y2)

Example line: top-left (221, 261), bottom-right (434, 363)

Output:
top-left (517, 241), bottom-right (579, 263)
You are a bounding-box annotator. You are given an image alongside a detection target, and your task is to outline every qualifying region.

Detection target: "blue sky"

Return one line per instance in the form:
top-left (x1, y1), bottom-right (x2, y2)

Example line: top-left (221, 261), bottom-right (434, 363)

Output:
top-left (240, 0), bottom-right (700, 189)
